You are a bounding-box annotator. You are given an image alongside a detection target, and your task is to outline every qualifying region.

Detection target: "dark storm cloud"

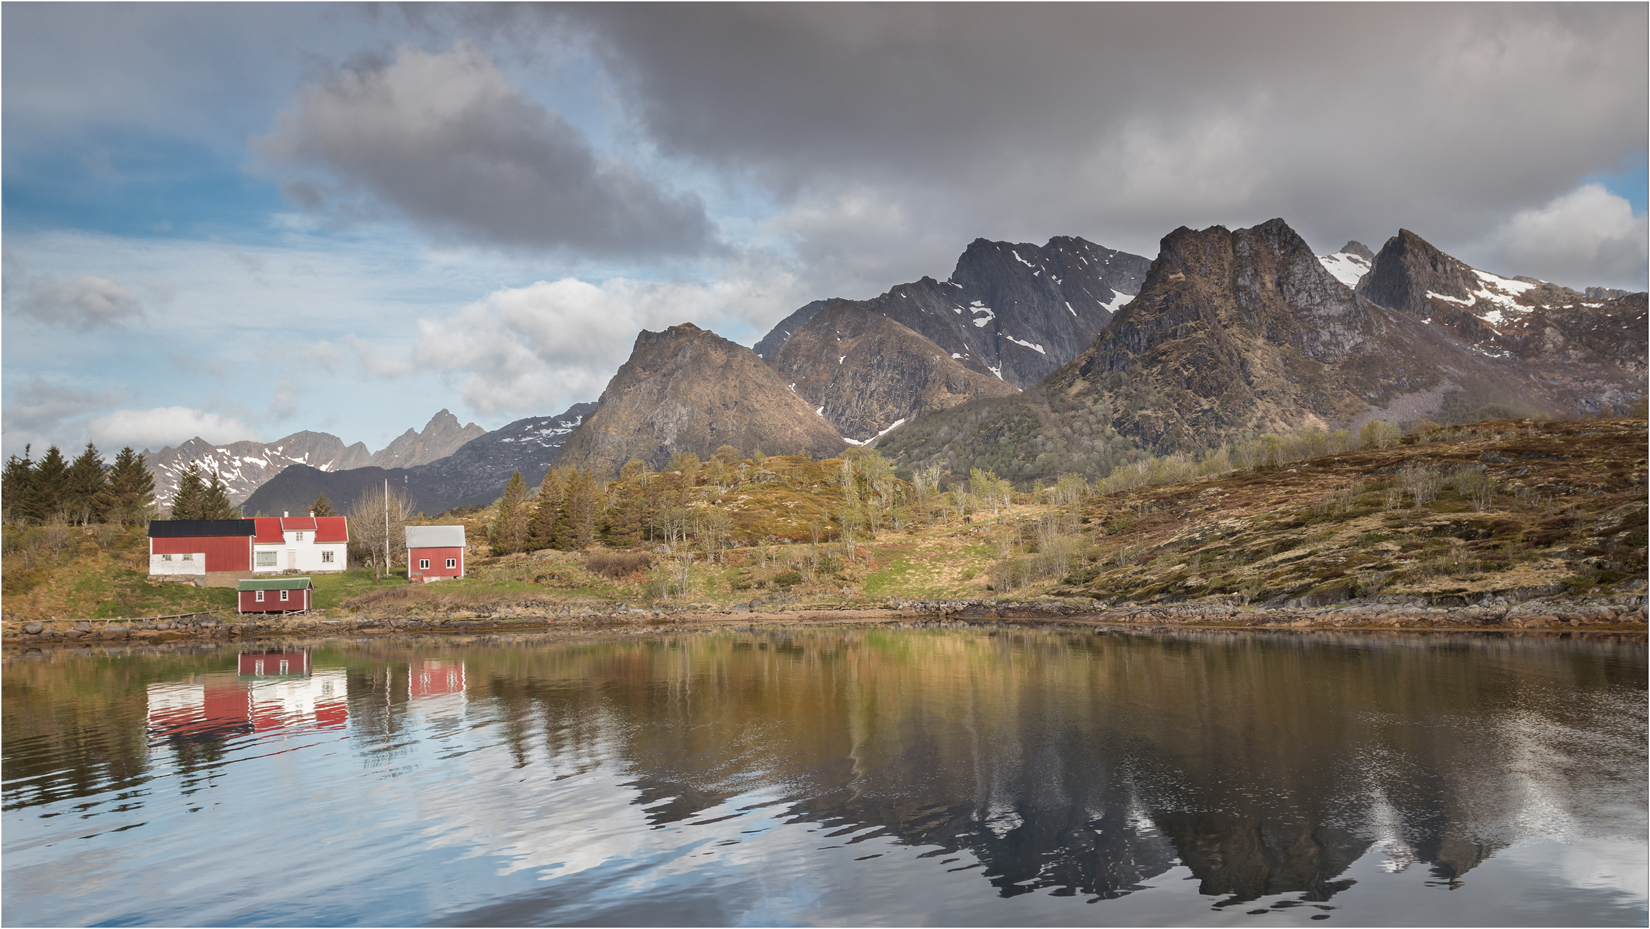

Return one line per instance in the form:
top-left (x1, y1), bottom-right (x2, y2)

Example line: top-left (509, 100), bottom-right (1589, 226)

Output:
top-left (252, 41), bottom-right (716, 258)
top-left (477, 3), bottom-right (1647, 289)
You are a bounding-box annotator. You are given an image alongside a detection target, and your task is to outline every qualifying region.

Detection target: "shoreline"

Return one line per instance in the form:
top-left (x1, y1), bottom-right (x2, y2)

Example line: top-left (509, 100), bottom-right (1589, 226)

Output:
top-left (5, 595), bottom-right (1645, 648)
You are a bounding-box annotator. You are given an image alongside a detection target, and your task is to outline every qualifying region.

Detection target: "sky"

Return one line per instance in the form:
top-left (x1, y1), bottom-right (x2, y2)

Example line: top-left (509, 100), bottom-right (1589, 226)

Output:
top-left (4, 3), bottom-right (1646, 460)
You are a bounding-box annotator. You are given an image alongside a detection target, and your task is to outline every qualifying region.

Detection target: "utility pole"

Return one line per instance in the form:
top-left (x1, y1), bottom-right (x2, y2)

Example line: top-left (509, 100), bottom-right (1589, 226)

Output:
top-left (384, 478), bottom-right (389, 578)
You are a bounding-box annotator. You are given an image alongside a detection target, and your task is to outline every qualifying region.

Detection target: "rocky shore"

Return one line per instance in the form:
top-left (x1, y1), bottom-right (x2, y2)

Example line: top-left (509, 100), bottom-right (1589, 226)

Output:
top-left (4, 590), bottom-right (1644, 647)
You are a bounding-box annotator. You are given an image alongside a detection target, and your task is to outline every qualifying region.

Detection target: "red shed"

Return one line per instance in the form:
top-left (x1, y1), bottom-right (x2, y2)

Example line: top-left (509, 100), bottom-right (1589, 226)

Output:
top-left (237, 577), bottom-right (314, 614)
top-left (148, 520), bottom-right (255, 574)
top-left (406, 525), bottom-right (466, 582)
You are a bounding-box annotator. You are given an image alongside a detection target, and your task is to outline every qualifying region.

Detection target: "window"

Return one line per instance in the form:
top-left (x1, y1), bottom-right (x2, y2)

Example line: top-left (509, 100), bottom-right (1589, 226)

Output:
top-left (255, 590), bottom-right (265, 602)
top-left (419, 559), bottom-right (430, 570)
top-left (321, 550), bottom-right (334, 563)
top-left (280, 589), bottom-right (289, 602)
top-left (446, 558), bottom-right (457, 569)
top-left (296, 531), bottom-right (305, 542)
top-left (256, 551), bottom-right (277, 567)
top-left (161, 554), bottom-right (173, 562)
top-left (182, 553), bottom-right (194, 561)
top-left (254, 659), bottom-right (264, 674)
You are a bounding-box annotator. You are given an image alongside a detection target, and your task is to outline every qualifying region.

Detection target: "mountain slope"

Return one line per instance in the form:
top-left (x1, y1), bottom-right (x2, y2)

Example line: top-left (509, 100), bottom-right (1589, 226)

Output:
top-left (367, 409), bottom-right (486, 469)
top-left (759, 236), bottom-right (1150, 389)
top-left (1317, 241), bottom-right (1374, 288)
top-left (557, 323), bottom-right (845, 474)
top-left (769, 300), bottom-right (1019, 442)
top-left (1356, 228), bottom-right (1647, 410)
top-left (242, 403), bottom-right (595, 516)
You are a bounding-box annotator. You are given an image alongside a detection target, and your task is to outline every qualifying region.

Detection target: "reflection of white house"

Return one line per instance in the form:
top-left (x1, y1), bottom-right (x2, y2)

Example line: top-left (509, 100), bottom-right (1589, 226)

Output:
top-left (251, 516), bottom-right (348, 573)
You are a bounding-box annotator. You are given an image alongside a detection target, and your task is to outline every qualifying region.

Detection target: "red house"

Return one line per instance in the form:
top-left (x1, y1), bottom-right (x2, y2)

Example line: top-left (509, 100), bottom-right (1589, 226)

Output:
top-left (148, 519), bottom-right (255, 575)
top-left (237, 577), bottom-right (314, 614)
top-left (406, 525), bottom-right (466, 582)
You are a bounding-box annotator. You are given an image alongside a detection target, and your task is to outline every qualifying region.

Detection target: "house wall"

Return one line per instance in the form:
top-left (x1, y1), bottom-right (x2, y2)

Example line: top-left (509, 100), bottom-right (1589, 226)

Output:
top-left (151, 536), bottom-right (250, 572)
top-left (251, 537), bottom-right (347, 573)
top-left (238, 587), bottom-right (311, 613)
top-left (150, 553), bottom-right (206, 575)
top-left (409, 546), bottom-right (464, 581)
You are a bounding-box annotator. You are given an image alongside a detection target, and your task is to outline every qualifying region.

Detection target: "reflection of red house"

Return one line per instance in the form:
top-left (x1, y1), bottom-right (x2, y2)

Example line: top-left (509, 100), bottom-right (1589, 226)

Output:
top-left (238, 651), bottom-right (311, 677)
top-left (148, 652), bottom-right (347, 742)
top-left (411, 660), bottom-right (466, 698)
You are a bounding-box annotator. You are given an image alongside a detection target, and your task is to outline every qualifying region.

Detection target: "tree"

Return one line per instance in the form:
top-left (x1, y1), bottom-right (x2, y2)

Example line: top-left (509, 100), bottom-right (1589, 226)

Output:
top-left (349, 484), bottom-right (414, 579)
top-left (311, 494), bottom-right (337, 517)
top-left (170, 462), bottom-right (206, 520)
top-left (32, 445), bottom-right (68, 522)
top-left (527, 467), bottom-right (567, 550)
top-left (63, 443), bottom-right (109, 525)
top-left (103, 447), bottom-right (156, 525)
top-left (713, 445), bottom-right (741, 464)
top-left (553, 470), bottom-right (600, 551)
top-left (489, 471), bottom-right (531, 555)
top-left (199, 472), bottom-right (239, 519)
top-left (2, 445), bottom-right (36, 525)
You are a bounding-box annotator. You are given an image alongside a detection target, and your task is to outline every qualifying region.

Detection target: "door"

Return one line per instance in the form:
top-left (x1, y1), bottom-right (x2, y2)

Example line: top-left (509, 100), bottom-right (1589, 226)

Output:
top-left (287, 550), bottom-right (297, 570)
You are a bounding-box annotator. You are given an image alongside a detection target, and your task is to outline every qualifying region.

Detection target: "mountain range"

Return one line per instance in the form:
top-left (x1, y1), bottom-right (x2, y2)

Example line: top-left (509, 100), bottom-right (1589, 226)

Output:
top-left (142, 219), bottom-right (1644, 516)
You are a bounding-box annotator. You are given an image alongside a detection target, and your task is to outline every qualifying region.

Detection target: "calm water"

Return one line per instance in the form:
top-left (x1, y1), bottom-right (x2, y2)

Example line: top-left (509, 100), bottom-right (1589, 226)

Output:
top-left (3, 629), bottom-right (1644, 927)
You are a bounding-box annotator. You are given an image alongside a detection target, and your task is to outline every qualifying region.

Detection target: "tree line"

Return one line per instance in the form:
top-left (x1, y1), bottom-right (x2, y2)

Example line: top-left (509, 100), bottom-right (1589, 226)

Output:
top-left (1, 443), bottom-right (158, 526)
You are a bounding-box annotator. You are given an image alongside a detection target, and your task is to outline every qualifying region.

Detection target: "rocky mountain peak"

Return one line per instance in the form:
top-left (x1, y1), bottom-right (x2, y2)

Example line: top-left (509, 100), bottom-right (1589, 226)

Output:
top-left (1357, 228), bottom-right (1484, 313)
top-left (1340, 241), bottom-right (1375, 261)
top-left (368, 407), bottom-right (486, 470)
top-left (557, 323), bottom-right (845, 474)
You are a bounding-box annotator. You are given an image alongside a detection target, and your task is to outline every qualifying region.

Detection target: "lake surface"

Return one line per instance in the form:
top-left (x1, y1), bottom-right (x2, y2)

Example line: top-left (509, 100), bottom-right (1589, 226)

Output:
top-left (3, 629), bottom-right (1644, 927)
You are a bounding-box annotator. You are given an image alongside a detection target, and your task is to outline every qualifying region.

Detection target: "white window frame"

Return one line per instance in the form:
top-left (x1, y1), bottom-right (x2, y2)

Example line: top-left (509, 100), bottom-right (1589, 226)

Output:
top-left (419, 558), bottom-right (430, 570)
top-left (182, 553), bottom-right (194, 562)
top-left (296, 531), bottom-right (305, 542)
top-left (255, 590), bottom-right (265, 602)
top-left (256, 551), bottom-right (277, 567)
top-left (321, 550), bottom-right (334, 563)
top-left (162, 553), bottom-right (173, 562)
top-left (446, 558), bottom-right (457, 569)
top-left (280, 589), bottom-right (289, 602)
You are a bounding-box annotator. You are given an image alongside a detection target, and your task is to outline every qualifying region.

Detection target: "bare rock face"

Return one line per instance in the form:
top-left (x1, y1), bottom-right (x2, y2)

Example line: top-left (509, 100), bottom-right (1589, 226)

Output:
top-left (770, 301), bottom-right (1019, 442)
top-left (759, 236), bottom-right (1150, 389)
top-left (557, 323), bottom-right (846, 474)
top-left (368, 409), bottom-right (486, 469)
top-left (1358, 228), bottom-right (1647, 410)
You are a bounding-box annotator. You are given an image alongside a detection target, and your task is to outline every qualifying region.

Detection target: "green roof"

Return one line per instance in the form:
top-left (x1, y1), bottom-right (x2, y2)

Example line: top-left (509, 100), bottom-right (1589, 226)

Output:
top-left (237, 577), bottom-right (314, 591)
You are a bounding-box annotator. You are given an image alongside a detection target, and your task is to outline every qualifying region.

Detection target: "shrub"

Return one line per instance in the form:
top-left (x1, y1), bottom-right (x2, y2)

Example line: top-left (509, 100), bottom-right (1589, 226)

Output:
top-left (586, 551), bottom-right (652, 579)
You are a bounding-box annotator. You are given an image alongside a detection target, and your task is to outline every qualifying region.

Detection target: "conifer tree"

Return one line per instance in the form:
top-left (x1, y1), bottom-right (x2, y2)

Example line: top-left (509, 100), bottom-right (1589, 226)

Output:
top-left (311, 494), bottom-right (337, 517)
top-left (489, 471), bottom-right (530, 555)
top-left (527, 467), bottom-right (566, 551)
top-left (200, 472), bottom-right (239, 519)
top-left (104, 447), bottom-right (156, 525)
top-left (170, 462), bottom-right (206, 520)
top-left (32, 446), bottom-right (68, 522)
top-left (553, 470), bottom-right (600, 551)
top-left (63, 442), bottom-right (109, 525)
top-left (2, 445), bottom-right (36, 525)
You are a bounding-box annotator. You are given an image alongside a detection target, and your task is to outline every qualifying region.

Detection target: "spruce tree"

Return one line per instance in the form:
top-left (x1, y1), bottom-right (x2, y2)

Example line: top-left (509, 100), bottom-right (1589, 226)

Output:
top-left (311, 494), bottom-right (337, 517)
top-left (63, 442), bottom-right (109, 525)
top-left (32, 446), bottom-right (68, 522)
top-left (553, 470), bottom-right (599, 551)
top-left (2, 445), bottom-right (36, 525)
top-left (490, 471), bottom-right (530, 555)
top-left (527, 467), bottom-right (566, 551)
top-left (104, 447), bottom-right (156, 525)
top-left (170, 462), bottom-right (206, 520)
top-left (200, 472), bottom-right (238, 519)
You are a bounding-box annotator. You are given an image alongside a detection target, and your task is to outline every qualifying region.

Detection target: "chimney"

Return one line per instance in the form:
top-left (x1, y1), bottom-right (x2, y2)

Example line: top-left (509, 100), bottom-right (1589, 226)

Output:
top-left (283, 511), bottom-right (289, 518)
top-left (308, 510), bottom-right (314, 517)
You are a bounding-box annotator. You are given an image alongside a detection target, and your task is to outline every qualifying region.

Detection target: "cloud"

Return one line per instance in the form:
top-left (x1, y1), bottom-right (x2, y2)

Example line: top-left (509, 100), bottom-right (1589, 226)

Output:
top-left (3, 249), bottom-right (145, 329)
top-left (409, 270), bottom-right (806, 415)
top-left (253, 41), bottom-right (714, 258)
top-left (1, 378), bottom-right (120, 456)
top-left (346, 334), bottom-right (413, 378)
top-left (1483, 184), bottom-right (1647, 290)
top-left (86, 407), bottom-right (256, 452)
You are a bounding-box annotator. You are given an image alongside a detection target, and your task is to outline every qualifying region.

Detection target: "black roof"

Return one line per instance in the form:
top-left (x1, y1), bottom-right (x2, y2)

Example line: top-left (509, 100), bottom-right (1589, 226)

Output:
top-left (147, 519), bottom-right (255, 538)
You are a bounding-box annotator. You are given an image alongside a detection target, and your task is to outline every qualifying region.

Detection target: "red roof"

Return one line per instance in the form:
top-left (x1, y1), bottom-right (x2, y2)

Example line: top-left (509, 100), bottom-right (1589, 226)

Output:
top-left (251, 517), bottom-right (284, 544)
top-left (312, 516), bottom-right (348, 543)
top-left (247, 516), bottom-right (348, 543)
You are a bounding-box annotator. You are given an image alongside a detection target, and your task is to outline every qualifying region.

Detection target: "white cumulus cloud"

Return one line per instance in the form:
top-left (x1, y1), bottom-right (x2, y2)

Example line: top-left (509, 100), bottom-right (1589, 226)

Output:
top-left (1484, 183), bottom-right (1648, 290)
top-left (87, 407), bottom-right (257, 452)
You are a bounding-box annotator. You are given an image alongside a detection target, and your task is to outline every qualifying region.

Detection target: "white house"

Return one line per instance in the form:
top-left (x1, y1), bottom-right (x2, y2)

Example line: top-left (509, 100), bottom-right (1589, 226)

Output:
top-left (251, 515), bottom-right (348, 573)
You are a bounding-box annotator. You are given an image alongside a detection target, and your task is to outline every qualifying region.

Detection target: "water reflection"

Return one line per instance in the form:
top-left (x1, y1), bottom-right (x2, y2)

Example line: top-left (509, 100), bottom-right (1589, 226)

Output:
top-left (3, 630), bottom-right (1644, 926)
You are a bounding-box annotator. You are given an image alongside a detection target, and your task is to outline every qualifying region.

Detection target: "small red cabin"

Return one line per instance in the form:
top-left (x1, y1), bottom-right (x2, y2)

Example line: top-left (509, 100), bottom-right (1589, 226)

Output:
top-left (406, 525), bottom-right (466, 582)
top-left (237, 577), bottom-right (314, 614)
